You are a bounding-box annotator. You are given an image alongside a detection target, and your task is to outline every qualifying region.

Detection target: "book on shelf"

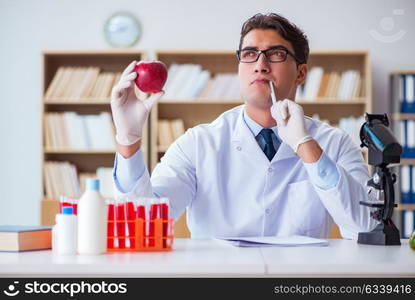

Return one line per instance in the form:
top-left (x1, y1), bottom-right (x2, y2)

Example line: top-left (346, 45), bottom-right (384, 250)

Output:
top-left (198, 78), bottom-right (214, 99)
top-left (161, 63), bottom-right (240, 101)
top-left (312, 114), bottom-right (364, 148)
top-left (317, 72), bottom-right (330, 98)
top-left (170, 119), bottom-right (186, 139)
top-left (0, 225), bottom-right (52, 252)
top-left (44, 112), bottom-right (115, 151)
top-left (44, 66), bottom-right (121, 102)
top-left (398, 120), bottom-right (415, 158)
top-left (44, 163), bottom-right (115, 200)
top-left (44, 161), bottom-right (81, 199)
top-left (205, 73), bottom-right (240, 100)
top-left (190, 70), bottom-right (211, 99)
top-left (175, 64), bottom-right (202, 99)
top-left (325, 71), bottom-right (341, 99)
top-left (158, 120), bottom-right (174, 148)
top-left (401, 210), bottom-right (415, 238)
top-left (297, 68), bottom-right (362, 101)
top-left (397, 74), bottom-right (415, 113)
top-left (400, 165), bottom-right (415, 204)
top-left (163, 63), bottom-right (179, 92)
top-left (302, 67), bottom-right (324, 100)
top-left (163, 64), bottom-right (194, 99)
top-left (157, 119), bottom-right (185, 149)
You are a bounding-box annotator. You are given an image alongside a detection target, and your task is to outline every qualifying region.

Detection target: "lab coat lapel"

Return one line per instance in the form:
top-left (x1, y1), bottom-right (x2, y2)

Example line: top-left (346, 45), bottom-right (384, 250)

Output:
top-left (231, 107), bottom-right (271, 166)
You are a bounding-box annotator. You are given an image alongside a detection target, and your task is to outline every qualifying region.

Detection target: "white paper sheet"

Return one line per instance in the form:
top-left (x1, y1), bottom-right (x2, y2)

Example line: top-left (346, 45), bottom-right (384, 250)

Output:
top-left (216, 235), bottom-right (329, 247)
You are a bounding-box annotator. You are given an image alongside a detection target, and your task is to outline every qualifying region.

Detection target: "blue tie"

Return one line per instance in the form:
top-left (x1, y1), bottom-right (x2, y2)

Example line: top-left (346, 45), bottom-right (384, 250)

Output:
top-left (259, 129), bottom-right (276, 161)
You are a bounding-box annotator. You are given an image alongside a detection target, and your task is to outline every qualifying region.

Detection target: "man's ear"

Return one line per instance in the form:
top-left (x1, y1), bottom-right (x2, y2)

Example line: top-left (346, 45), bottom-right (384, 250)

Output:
top-left (295, 64), bottom-right (308, 86)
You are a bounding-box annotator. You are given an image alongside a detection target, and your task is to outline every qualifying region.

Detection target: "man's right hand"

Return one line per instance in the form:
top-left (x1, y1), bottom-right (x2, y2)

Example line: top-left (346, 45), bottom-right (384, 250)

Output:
top-left (110, 60), bottom-right (164, 146)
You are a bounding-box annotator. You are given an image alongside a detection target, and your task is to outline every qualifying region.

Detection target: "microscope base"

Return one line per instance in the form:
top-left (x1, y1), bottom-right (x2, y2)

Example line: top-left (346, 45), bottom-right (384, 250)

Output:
top-left (358, 222), bottom-right (401, 246)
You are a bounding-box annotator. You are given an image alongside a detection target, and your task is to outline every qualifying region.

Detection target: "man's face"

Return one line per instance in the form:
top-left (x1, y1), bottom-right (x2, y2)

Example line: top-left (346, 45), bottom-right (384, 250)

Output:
top-left (238, 29), bottom-right (307, 109)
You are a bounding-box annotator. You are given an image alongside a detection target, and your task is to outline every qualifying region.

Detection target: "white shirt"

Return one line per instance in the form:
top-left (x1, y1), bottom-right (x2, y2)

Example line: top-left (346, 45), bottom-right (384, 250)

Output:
top-left (113, 105), bottom-right (377, 239)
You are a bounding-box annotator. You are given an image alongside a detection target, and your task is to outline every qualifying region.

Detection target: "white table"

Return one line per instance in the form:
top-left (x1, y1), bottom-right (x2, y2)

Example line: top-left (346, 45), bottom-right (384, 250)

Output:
top-left (261, 239), bottom-right (415, 277)
top-left (0, 239), bottom-right (414, 277)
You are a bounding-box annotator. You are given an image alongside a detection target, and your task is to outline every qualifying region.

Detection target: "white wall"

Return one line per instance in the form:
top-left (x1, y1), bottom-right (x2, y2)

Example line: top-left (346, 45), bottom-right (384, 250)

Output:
top-left (1, 0), bottom-right (414, 225)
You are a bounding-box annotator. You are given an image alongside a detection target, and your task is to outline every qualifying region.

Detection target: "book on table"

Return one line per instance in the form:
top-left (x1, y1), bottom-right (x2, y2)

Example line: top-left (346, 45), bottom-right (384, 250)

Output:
top-left (0, 225), bottom-right (52, 252)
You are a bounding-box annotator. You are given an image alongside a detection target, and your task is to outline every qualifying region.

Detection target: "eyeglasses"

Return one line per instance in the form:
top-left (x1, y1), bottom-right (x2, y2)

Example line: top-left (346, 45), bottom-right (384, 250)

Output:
top-left (236, 46), bottom-right (303, 64)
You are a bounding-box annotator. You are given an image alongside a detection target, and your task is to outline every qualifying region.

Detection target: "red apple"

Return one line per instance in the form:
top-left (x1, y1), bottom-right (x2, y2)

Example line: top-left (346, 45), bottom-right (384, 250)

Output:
top-left (134, 61), bottom-right (168, 93)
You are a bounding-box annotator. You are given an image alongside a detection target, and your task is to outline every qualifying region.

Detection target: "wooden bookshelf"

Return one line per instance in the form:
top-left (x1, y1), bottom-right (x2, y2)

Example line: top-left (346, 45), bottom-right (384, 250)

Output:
top-left (400, 159), bottom-right (415, 165)
top-left (41, 50), bottom-right (146, 226)
top-left (150, 50), bottom-right (372, 238)
top-left (392, 113), bottom-right (415, 120)
top-left (39, 49), bottom-right (373, 238)
top-left (396, 204), bottom-right (415, 211)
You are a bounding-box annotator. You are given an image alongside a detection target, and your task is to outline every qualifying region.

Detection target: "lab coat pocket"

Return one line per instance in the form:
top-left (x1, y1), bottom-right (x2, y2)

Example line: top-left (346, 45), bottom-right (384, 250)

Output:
top-left (287, 180), bottom-right (326, 236)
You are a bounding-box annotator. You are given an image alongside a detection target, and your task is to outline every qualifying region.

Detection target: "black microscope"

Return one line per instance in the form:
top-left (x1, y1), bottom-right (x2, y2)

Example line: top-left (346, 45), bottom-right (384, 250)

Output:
top-left (358, 113), bottom-right (403, 246)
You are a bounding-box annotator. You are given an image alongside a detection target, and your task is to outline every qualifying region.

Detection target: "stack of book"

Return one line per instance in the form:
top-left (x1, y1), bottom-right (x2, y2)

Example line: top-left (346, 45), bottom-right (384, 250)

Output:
top-left (157, 119), bottom-right (186, 150)
top-left (43, 161), bottom-right (81, 199)
top-left (44, 112), bottom-right (115, 151)
top-left (297, 67), bottom-right (362, 100)
top-left (44, 66), bottom-right (121, 101)
top-left (162, 63), bottom-right (240, 100)
top-left (43, 162), bottom-right (114, 200)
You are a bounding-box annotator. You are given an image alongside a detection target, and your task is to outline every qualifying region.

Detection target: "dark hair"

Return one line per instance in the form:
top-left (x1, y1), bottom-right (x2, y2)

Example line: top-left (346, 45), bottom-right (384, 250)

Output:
top-left (239, 13), bottom-right (309, 64)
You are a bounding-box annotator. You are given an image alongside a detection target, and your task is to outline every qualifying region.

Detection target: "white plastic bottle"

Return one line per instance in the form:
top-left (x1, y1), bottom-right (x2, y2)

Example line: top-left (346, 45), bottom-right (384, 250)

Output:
top-left (77, 178), bottom-right (107, 255)
top-left (53, 206), bottom-right (77, 255)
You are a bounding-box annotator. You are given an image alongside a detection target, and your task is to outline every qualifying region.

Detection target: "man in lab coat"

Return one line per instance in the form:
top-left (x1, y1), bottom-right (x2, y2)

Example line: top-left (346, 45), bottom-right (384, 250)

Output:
top-left (110, 13), bottom-right (377, 239)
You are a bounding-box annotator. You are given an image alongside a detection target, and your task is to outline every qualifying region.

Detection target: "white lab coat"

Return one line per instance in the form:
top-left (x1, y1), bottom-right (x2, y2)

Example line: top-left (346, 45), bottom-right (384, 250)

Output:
top-left (115, 105), bottom-right (377, 239)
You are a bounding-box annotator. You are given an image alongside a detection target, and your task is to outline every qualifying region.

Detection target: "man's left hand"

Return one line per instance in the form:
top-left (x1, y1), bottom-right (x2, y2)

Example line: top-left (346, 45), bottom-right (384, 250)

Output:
top-left (270, 99), bottom-right (313, 153)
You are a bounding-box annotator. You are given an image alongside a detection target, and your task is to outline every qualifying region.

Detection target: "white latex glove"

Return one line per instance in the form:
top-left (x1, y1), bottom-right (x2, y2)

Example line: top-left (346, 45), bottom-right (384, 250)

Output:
top-left (111, 61), bottom-right (164, 146)
top-left (270, 99), bottom-right (313, 153)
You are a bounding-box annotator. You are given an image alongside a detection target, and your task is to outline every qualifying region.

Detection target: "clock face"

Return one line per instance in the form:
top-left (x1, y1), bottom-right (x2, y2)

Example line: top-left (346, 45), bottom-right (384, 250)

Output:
top-left (104, 12), bottom-right (141, 47)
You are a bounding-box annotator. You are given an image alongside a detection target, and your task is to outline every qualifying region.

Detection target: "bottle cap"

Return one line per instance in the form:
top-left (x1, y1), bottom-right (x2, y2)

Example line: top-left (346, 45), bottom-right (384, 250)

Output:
top-left (86, 178), bottom-right (100, 191)
top-left (62, 206), bottom-right (74, 214)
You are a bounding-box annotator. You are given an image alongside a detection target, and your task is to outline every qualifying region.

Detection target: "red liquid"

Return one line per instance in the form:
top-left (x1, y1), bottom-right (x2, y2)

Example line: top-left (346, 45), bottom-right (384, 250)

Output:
top-left (116, 203), bottom-right (126, 249)
top-left (125, 201), bottom-right (136, 249)
top-left (107, 203), bottom-right (115, 248)
top-left (137, 205), bottom-right (146, 219)
top-left (149, 203), bottom-right (160, 247)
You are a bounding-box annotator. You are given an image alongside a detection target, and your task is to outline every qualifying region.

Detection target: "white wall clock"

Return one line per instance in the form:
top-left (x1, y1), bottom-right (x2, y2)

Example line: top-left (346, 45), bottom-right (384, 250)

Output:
top-left (104, 12), bottom-right (142, 47)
